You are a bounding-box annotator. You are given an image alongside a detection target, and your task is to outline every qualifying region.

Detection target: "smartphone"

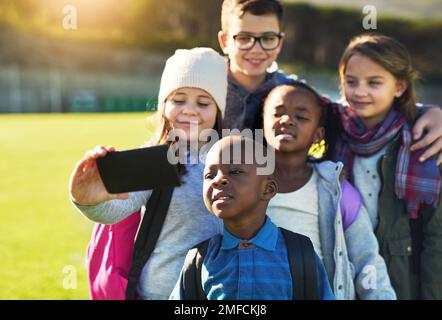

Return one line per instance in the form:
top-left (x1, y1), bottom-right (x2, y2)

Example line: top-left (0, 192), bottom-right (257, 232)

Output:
top-left (96, 144), bottom-right (181, 194)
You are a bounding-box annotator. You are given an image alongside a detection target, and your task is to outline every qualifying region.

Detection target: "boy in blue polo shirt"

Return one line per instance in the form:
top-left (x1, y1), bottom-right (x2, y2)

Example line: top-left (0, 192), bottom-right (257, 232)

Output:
top-left (170, 135), bottom-right (334, 300)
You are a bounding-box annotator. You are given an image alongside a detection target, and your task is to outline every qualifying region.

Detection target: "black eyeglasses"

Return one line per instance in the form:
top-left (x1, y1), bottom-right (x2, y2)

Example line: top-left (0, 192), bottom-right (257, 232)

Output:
top-left (232, 32), bottom-right (282, 51)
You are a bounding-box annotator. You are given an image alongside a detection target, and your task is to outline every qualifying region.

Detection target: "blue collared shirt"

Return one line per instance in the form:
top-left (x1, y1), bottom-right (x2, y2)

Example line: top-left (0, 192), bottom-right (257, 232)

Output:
top-left (170, 217), bottom-right (335, 300)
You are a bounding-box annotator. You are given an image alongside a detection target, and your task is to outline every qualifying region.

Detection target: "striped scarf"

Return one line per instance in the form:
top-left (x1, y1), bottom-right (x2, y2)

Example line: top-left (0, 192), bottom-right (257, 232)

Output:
top-left (334, 104), bottom-right (440, 219)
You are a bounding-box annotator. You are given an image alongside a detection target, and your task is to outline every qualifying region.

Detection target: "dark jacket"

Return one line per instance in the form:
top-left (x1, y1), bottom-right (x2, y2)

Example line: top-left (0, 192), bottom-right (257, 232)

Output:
top-left (223, 70), bottom-right (297, 131)
top-left (375, 138), bottom-right (442, 299)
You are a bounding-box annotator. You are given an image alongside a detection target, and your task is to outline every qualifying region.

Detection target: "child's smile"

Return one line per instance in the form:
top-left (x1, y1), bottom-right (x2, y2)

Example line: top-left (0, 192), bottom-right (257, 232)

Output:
top-left (243, 56), bottom-right (267, 69)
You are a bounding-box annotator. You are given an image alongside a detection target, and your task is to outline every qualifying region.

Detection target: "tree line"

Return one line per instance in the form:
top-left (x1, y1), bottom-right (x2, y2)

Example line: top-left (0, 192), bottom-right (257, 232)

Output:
top-left (1, 0), bottom-right (441, 80)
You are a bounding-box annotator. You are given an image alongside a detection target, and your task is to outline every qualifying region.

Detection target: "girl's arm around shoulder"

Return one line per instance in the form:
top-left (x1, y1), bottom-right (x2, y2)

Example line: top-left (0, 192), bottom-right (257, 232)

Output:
top-left (409, 105), bottom-right (442, 165)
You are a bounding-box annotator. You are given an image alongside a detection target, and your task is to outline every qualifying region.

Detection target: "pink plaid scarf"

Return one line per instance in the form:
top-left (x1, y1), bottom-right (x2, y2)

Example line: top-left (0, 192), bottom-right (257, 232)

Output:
top-left (334, 104), bottom-right (440, 219)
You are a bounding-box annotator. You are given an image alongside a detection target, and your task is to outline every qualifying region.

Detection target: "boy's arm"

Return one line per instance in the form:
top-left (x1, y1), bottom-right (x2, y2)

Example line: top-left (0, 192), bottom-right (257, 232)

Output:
top-left (420, 170), bottom-right (442, 299)
top-left (344, 205), bottom-right (397, 300)
top-left (315, 254), bottom-right (335, 300)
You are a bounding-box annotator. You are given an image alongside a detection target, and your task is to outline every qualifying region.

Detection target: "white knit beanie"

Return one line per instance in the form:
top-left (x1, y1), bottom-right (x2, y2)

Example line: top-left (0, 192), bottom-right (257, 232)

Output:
top-left (158, 47), bottom-right (228, 114)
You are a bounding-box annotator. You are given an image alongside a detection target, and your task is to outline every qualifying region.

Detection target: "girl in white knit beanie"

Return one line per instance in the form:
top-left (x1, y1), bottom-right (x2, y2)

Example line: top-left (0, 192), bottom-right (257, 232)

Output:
top-left (150, 47), bottom-right (228, 147)
top-left (69, 48), bottom-right (228, 300)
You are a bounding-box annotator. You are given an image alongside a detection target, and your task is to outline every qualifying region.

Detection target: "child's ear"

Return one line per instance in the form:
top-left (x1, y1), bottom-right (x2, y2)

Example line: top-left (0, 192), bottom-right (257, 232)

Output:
top-left (395, 80), bottom-right (408, 98)
top-left (262, 178), bottom-right (278, 201)
top-left (218, 31), bottom-right (229, 55)
top-left (313, 126), bottom-right (325, 145)
top-left (277, 32), bottom-right (286, 53)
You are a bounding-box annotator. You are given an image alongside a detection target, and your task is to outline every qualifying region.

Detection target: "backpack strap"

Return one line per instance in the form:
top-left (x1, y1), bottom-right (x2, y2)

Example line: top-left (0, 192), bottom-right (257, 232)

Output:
top-left (125, 187), bottom-right (174, 300)
top-left (280, 227), bottom-right (318, 300)
top-left (181, 239), bottom-right (209, 300)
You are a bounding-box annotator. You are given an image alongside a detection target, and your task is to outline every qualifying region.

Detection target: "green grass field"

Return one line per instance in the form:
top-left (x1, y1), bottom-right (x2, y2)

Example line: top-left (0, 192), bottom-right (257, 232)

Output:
top-left (0, 113), bottom-right (156, 299)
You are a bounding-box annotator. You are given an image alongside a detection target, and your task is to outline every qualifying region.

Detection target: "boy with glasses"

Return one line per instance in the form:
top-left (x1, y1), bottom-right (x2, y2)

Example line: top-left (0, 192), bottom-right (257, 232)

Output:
top-left (219, 0), bottom-right (293, 131)
top-left (218, 0), bottom-right (442, 164)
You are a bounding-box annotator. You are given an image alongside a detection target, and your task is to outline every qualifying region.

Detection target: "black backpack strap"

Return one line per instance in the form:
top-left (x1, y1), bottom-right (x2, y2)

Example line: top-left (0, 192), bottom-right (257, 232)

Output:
top-left (182, 239), bottom-right (210, 300)
top-left (280, 228), bottom-right (318, 300)
top-left (125, 186), bottom-right (174, 300)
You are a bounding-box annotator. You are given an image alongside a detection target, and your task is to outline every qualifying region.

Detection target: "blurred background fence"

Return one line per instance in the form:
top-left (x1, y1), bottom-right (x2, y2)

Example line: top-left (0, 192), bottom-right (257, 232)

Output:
top-left (0, 65), bottom-right (159, 113)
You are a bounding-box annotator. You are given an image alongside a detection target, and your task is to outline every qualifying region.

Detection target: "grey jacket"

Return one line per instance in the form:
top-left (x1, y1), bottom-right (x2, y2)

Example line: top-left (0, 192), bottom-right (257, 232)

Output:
top-left (314, 161), bottom-right (396, 299)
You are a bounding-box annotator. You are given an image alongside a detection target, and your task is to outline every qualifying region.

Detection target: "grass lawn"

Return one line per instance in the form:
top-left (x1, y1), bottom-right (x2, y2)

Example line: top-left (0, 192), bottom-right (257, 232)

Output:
top-left (0, 112), bottom-right (156, 299)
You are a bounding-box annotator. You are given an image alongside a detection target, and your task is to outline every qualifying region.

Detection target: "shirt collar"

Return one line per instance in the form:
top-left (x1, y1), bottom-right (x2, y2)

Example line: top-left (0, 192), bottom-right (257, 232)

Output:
top-left (220, 216), bottom-right (279, 252)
